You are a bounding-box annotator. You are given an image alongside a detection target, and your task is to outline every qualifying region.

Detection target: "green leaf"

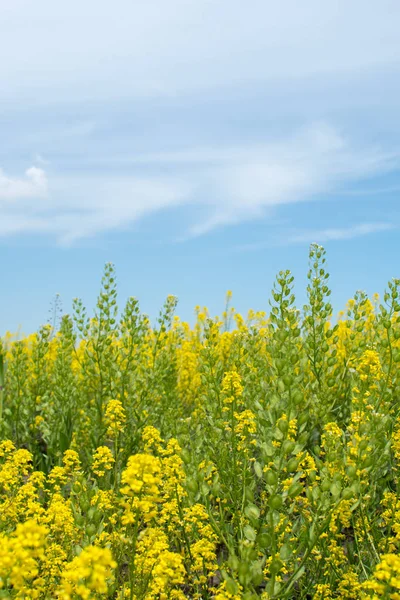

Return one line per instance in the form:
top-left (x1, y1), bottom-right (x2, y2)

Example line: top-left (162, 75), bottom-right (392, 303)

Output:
top-left (254, 461), bottom-right (263, 479)
top-left (330, 482), bottom-right (341, 498)
top-left (225, 578), bottom-right (239, 595)
top-left (245, 504), bottom-right (260, 521)
top-left (243, 525), bottom-right (257, 542)
top-left (279, 543), bottom-right (293, 561)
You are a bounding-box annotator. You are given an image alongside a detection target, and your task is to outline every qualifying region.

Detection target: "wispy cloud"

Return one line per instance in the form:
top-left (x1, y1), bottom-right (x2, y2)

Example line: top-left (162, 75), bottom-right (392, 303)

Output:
top-left (1, 1), bottom-right (400, 102)
top-left (0, 170), bottom-right (190, 244)
top-left (327, 185), bottom-right (400, 197)
top-left (238, 222), bottom-right (396, 252)
top-left (0, 123), bottom-right (397, 244)
top-left (0, 167), bottom-right (47, 201)
top-left (185, 124), bottom-right (396, 237)
top-left (287, 222), bottom-right (396, 244)
top-left (0, 2), bottom-right (399, 248)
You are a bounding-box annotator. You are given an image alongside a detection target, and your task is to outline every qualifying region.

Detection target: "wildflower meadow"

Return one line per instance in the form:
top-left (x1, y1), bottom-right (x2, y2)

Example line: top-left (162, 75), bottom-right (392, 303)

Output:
top-left (1, 243), bottom-right (400, 599)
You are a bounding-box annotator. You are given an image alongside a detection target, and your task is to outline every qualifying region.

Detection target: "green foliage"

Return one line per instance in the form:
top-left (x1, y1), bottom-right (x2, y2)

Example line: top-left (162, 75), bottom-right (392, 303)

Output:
top-left (0, 246), bottom-right (400, 598)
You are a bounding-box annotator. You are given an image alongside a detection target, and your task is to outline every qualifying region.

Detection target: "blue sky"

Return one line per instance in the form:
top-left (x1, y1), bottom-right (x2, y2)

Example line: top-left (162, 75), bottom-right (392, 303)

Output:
top-left (1, 0), bottom-right (400, 333)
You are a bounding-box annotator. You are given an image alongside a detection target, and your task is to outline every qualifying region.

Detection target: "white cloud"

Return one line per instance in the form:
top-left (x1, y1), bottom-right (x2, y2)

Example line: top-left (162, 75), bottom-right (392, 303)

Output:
top-left (185, 124), bottom-right (396, 237)
top-left (0, 1), bottom-right (400, 102)
top-left (0, 123), bottom-right (397, 244)
top-left (287, 222), bottom-right (396, 244)
top-left (0, 166), bottom-right (191, 244)
top-left (0, 167), bottom-right (47, 200)
top-left (53, 176), bottom-right (192, 245)
top-left (238, 222), bottom-right (396, 252)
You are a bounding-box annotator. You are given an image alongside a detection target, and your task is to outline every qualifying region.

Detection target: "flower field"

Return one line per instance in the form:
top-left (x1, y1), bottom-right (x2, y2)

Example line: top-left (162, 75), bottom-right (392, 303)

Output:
top-left (1, 244), bottom-right (400, 599)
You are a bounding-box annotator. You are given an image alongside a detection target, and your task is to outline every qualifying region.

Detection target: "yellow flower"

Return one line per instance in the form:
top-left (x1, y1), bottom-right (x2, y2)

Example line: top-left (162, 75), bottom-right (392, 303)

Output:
top-left (105, 399), bottom-right (126, 437)
top-left (0, 447), bottom-right (33, 492)
top-left (42, 492), bottom-right (77, 543)
top-left (142, 426), bottom-right (164, 453)
top-left (58, 545), bottom-right (116, 599)
top-left (92, 446), bottom-right (115, 477)
top-left (121, 453), bottom-right (161, 522)
top-left (221, 370), bottom-right (244, 398)
top-left (63, 449), bottom-right (81, 474)
top-left (356, 349), bottom-right (383, 383)
top-left (363, 553), bottom-right (400, 597)
top-left (0, 520), bottom-right (48, 595)
top-left (48, 465), bottom-right (68, 490)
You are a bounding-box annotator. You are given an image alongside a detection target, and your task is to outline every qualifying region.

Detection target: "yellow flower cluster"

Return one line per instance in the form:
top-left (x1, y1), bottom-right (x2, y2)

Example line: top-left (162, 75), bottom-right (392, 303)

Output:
top-left (0, 520), bottom-right (48, 596)
top-left (363, 553), bottom-right (400, 598)
top-left (105, 399), bottom-right (126, 437)
top-left (92, 446), bottom-right (115, 477)
top-left (0, 249), bottom-right (400, 598)
top-left (121, 453), bottom-right (162, 522)
top-left (58, 546), bottom-right (116, 600)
